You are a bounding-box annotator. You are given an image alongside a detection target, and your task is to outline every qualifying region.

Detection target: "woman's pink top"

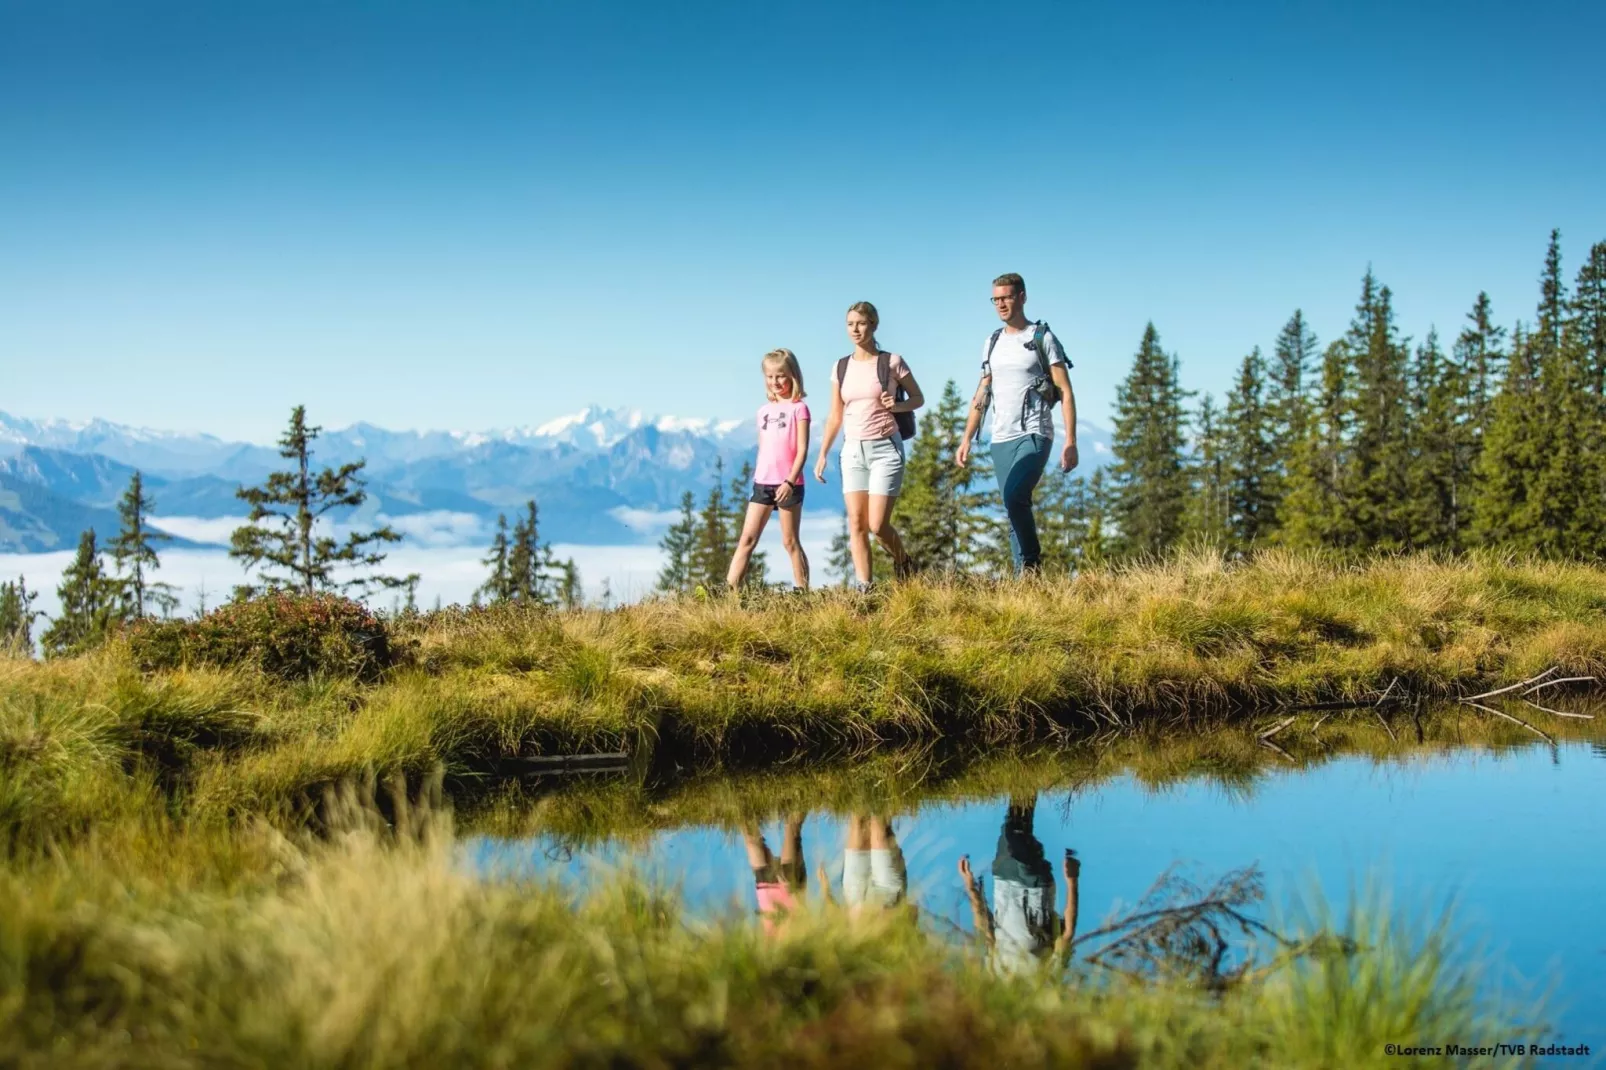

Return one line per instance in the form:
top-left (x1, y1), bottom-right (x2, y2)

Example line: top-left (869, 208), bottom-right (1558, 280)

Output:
top-left (838, 353), bottom-right (909, 441)
top-left (753, 399), bottom-right (810, 485)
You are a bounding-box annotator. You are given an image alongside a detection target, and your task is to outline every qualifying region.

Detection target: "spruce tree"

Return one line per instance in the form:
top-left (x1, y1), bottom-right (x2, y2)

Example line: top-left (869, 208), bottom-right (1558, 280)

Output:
top-left (1266, 311), bottom-right (1318, 536)
top-left (1342, 273), bottom-right (1413, 550)
top-left (826, 513), bottom-right (853, 586)
top-left (107, 471), bottom-right (176, 619)
top-left (1404, 329), bottom-right (1463, 548)
top-left (1223, 349), bottom-right (1277, 549)
top-left (1455, 292), bottom-right (1507, 437)
top-left (1184, 393), bottom-right (1230, 545)
top-left (656, 491), bottom-right (698, 595)
top-left (899, 380), bottom-right (973, 574)
top-left (1109, 324), bottom-right (1190, 558)
top-left (1570, 240), bottom-right (1606, 395)
top-left (0, 576), bottom-right (41, 657)
top-left (1280, 340), bottom-right (1354, 549)
top-left (1471, 325), bottom-right (1543, 548)
top-left (230, 406), bottom-right (408, 597)
top-left (477, 514), bottom-right (515, 605)
top-left (41, 531), bottom-right (119, 657)
top-left (556, 558), bottom-right (583, 609)
top-left (508, 500), bottom-right (554, 605)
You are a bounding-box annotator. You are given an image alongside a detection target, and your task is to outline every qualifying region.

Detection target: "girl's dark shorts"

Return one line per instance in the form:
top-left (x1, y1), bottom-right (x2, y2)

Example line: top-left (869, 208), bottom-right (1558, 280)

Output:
top-left (750, 482), bottom-right (804, 508)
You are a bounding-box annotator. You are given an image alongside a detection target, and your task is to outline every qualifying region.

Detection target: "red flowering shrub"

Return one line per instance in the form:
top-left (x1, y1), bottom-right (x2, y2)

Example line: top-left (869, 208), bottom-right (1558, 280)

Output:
top-left (127, 592), bottom-right (396, 681)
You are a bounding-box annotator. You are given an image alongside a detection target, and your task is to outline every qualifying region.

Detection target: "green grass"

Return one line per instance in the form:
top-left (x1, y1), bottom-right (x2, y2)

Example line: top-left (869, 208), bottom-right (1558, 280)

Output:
top-left (5, 550), bottom-right (1606, 833)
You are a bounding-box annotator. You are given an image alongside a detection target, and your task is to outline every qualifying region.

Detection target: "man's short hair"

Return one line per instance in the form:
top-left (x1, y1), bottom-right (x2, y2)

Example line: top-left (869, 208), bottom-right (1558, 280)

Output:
top-left (993, 273), bottom-right (1025, 295)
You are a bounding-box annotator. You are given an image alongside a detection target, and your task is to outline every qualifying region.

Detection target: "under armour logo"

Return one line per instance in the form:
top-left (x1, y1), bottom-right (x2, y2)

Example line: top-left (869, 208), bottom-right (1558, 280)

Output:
top-left (761, 413), bottom-right (789, 431)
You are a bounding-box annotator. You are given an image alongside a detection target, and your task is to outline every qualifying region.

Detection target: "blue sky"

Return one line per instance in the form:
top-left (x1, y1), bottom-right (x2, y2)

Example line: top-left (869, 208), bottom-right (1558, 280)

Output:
top-left (3, 0), bottom-right (1604, 443)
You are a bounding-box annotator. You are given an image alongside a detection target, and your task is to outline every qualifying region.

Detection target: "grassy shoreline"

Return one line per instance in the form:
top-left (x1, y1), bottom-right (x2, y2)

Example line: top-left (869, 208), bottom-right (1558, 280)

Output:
top-left (6, 551), bottom-right (1606, 832)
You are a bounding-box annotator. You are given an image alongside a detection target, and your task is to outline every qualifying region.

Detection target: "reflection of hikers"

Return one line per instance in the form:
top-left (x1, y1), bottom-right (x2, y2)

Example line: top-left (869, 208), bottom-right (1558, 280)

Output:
top-left (814, 301), bottom-right (924, 589)
top-left (958, 794), bottom-right (1080, 973)
top-left (743, 814), bottom-right (807, 936)
top-left (956, 273), bottom-right (1078, 574)
top-left (728, 348), bottom-right (811, 590)
top-left (819, 813), bottom-right (908, 916)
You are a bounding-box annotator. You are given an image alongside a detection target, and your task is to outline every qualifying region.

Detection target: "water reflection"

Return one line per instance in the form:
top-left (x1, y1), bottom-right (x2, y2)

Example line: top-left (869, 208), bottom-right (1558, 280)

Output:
top-left (959, 793), bottom-right (1079, 974)
top-left (743, 813), bottom-right (806, 935)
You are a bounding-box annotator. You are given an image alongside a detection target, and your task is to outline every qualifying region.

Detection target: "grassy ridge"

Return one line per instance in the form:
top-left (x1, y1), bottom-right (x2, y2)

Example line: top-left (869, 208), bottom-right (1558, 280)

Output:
top-left (5, 551), bottom-right (1606, 831)
top-left (0, 806), bottom-right (1535, 1070)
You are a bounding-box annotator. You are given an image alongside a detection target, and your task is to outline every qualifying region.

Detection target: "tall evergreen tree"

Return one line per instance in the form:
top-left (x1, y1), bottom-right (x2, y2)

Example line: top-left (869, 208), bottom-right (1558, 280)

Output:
top-left (1455, 292), bottom-right (1507, 437)
top-left (476, 513), bottom-right (515, 605)
top-left (508, 500), bottom-right (556, 605)
top-left (556, 559), bottom-right (583, 610)
top-left (898, 380), bottom-right (974, 574)
top-left (1570, 240), bottom-right (1606, 395)
top-left (1109, 324), bottom-right (1190, 558)
top-left (0, 576), bottom-right (41, 657)
top-left (689, 459), bottom-right (735, 590)
top-left (1472, 326), bottom-right (1544, 548)
top-left (1184, 393), bottom-right (1230, 545)
top-left (107, 471), bottom-right (176, 619)
top-left (41, 531), bottom-right (119, 657)
top-left (1037, 470), bottom-right (1110, 573)
top-left (230, 406), bottom-right (409, 597)
top-left (1265, 311), bottom-right (1318, 535)
top-left (1223, 349), bottom-right (1277, 548)
top-left (1341, 273), bottom-right (1413, 550)
top-left (656, 491), bottom-right (698, 595)
top-left (826, 513), bottom-right (853, 586)
top-left (1404, 329), bottom-right (1463, 548)
top-left (1280, 340), bottom-right (1355, 549)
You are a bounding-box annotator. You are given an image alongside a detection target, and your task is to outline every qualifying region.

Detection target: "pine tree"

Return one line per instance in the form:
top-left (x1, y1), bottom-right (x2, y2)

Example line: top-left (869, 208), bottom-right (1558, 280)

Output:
top-left (1109, 324), bottom-right (1190, 558)
top-left (826, 513), bottom-right (853, 586)
top-left (1037, 470), bottom-right (1109, 574)
top-left (898, 380), bottom-right (974, 574)
top-left (727, 460), bottom-right (767, 587)
top-left (41, 531), bottom-right (119, 657)
top-left (1404, 329), bottom-right (1463, 548)
top-left (1184, 393), bottom-right (1230, 545)
top-left (555, 558), bottom-right (583, 610)
top-left (230, 406), bottom-right (409, 597)
top-left (0, 576), bottom-right (42, 657)
top-left (1342, 273), bottom-right (1413, 550)
top-left (1223, 349), bottom-right (1277, 549)
top-left (1572, 240), bottom-right (1606, 396)
top-left (508, 500), bottom-right (556, 605)
top-left (1455, 292), bottom-right (1507, 436)
top-left (1472, 325), bottom-right (1543, 548)
top-left (1280, 340), bottom-right (1355, 549)
top-left (1266, 312), bottom-right (1317, 537)
top-left (656, 491), bottom-right (698, 594)
top-left (107, 471), bottom-right (176, 619)
top-left (476, 513), bottom-right (515, 605)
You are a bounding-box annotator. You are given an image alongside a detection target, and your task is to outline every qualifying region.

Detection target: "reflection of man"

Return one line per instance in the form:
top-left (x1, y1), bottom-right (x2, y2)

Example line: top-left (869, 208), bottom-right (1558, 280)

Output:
top-left (958, 794), bottom-right (1080, 973)
top-left (743, 814), bottom-right (806, 937)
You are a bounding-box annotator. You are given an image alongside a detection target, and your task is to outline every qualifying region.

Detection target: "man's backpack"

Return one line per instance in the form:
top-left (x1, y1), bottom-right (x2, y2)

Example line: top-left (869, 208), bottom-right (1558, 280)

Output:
top-left (836, 351), bottom-right (916, 441)
top-left (979, 320), bottom-right (1061, 426)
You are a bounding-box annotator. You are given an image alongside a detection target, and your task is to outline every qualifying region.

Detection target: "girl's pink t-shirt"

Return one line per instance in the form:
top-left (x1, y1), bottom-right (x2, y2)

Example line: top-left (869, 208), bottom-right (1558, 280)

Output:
top-left (838, 353), bottom-right (909, 441)
top-left (753, 399), bottom-right (810, 485)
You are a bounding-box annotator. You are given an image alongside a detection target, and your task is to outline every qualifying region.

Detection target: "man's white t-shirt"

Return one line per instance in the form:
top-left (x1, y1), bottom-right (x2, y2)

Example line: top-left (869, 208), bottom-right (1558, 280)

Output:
top-left (983, 323), bottom-right (1070, 444)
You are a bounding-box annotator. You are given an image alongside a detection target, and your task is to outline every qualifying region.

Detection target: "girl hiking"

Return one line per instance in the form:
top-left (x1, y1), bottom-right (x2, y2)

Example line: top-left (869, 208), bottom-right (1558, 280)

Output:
top-left (727, 348), bottom-right (812, 590)
top-left (813, 301), bottom-right (924, 589)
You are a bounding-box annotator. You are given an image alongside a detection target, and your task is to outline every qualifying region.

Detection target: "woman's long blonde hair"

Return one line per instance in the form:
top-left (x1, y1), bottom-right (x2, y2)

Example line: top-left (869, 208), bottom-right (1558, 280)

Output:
top-left (762, 348), bottom-right (805, 401)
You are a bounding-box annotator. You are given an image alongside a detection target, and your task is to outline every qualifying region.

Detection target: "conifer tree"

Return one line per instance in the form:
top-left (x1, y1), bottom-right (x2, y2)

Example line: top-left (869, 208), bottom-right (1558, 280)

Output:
top-left (726, 460), bottom-right (767, 587)
top-left (1404, 330), bottom-right (1463, 548)
top-left (1082, 470), bottom-right (1111, 567)
top-left (1109, 324), bottom-right (1190, 558)
top-left (656, 491), bottom-right (698, 594)
top-left (507, 500), bottom-right (554, 605)
top-left (1185, 393), bottom-right (1230, 545)
top-left (230, 406), bottom-right (408, 597)
top-left (1266, 311), bottom-right (1318, 535)
top-left (898, 380), bottom-right (974, 574)
top-left (1570, 240), bottom-right (1606, 395)
top-left (1342, 273), bottom-right (1413, 550)
top-left (477, 514), bottom-right (515, 605)
top-left (556, 558), bottom-right (583, 610)
top-left (107, 471), bottom-right (176, 619)
top-left (42, 531), bottom-right (119, 657)
top-left (689, 459), bottom-right (735, 590)
top-left (1472, 325), bottom-right (1543, 548)
top-left (0, 576), bottom-right (41, 657)
top-left (1455, 292), bottom-right (1506, 438)
top-left (1223, 349), bottom-right (1277, 548)
top-left (1281, 340), bottom-right (1354, 549)
top-left (1037, 470), bottom-right (1109, 573)
top-left (826, 513), bottom-right (853, 586)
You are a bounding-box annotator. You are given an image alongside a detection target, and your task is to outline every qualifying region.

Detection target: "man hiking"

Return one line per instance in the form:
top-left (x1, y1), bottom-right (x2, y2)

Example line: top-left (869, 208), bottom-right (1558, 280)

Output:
top-left (956, 273), bottom-right (1078, 573)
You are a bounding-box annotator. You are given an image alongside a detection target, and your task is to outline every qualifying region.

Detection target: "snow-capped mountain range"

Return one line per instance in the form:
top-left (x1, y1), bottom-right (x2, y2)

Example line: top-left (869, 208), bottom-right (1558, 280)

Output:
top-left (0, 407), bottom-right (1111, 553)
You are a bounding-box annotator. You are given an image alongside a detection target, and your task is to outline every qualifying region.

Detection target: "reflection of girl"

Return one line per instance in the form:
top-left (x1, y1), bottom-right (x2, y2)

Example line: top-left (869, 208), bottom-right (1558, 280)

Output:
top-left (743, 814), bottom-right (806, 936)
top-left (958, 795), bottom-right (1080, 973)
top-left (838, 814), bottom-right (907, 914)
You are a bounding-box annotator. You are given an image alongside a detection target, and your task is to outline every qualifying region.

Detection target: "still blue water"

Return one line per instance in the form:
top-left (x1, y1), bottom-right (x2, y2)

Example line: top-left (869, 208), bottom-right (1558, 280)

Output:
top-left (468, 742), bottom-right (1606, 1048)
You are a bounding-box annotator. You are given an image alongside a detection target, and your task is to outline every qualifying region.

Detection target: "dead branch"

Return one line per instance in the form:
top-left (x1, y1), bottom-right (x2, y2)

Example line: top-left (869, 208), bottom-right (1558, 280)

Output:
top-left (1522, 699), bottom-right (1595, 720)
top-left (1258, 716), bottom-right (1298, 740)
top-left (1462, 701), bottom-right (1556, 745)
top-left (1523, 676), bottom-right (1597, 695)
top-left (1461, 668), bottom-right (1559, 703)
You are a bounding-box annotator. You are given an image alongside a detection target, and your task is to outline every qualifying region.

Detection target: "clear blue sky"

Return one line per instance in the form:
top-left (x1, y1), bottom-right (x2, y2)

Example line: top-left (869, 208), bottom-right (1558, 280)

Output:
top-left (4, 0), bottom-right (1603, 443)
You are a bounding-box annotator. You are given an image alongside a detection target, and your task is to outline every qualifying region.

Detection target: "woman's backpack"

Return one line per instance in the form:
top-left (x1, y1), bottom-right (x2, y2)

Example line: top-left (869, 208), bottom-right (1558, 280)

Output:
top-left (836, 351), bottom-right (916, 441)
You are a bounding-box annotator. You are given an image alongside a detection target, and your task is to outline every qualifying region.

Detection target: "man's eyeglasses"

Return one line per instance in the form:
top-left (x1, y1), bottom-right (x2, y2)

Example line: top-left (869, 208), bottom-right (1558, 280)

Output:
top-left (990, 295), bottom-right (1019, 305)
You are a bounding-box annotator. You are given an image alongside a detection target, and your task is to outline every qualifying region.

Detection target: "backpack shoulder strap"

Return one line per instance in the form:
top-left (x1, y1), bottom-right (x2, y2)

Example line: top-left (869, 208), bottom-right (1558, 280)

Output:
top-left (876, 350), bottom-right (893, 393)
top-left (984, 328), bottom-right (1005, 371)
top-left (835, 356), bottom-right (850, 388)
top-left (1032, 320), bottom-right (1053, 375)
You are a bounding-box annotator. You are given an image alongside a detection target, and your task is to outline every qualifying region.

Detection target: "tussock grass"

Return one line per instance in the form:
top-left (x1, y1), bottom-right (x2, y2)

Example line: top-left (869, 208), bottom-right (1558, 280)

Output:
top-left (4, 551), bottom-right (1606, 831)
top-left (0, 806), bottom-right (1536, 1069)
